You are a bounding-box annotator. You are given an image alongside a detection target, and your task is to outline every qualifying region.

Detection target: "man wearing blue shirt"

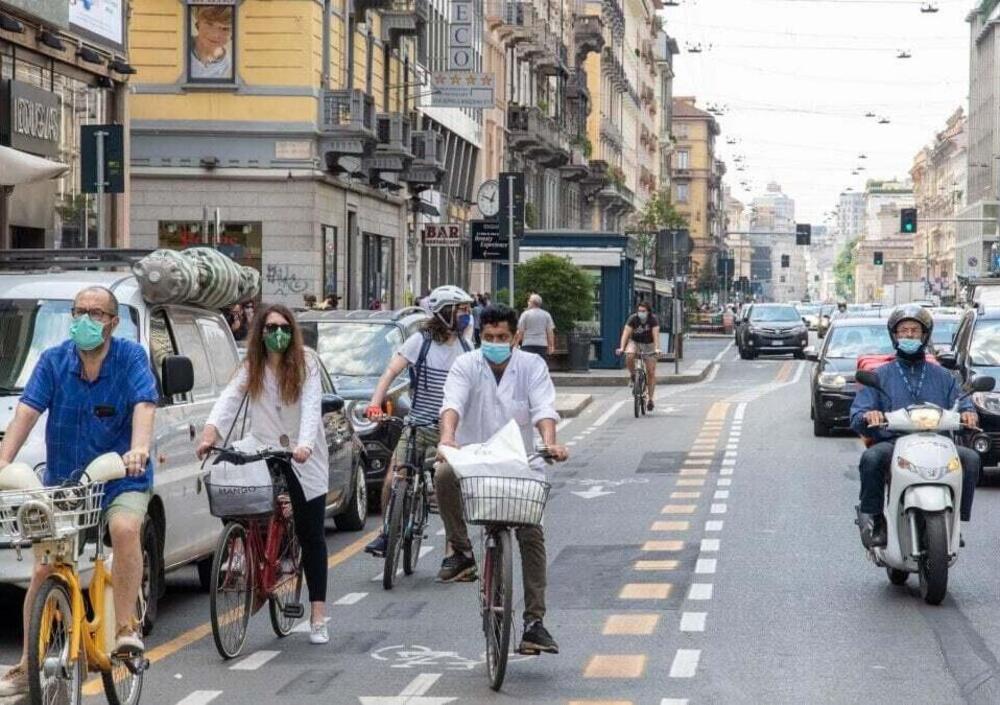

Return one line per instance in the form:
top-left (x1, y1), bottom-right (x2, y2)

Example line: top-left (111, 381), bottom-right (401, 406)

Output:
top-left (850, 305), bottom-right (979, 550)
top-left (0, 286), bottom-right (157, 697)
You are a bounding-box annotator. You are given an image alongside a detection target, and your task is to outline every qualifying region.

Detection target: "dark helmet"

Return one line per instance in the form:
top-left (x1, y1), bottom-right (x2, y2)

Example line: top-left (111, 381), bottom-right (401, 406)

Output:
top-left (887, 304), bottom-right (933, 346)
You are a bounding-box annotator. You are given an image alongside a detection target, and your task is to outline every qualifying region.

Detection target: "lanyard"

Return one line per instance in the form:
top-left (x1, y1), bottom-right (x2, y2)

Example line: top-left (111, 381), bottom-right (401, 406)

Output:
top-left (894, 360), bottom-right (926, 403)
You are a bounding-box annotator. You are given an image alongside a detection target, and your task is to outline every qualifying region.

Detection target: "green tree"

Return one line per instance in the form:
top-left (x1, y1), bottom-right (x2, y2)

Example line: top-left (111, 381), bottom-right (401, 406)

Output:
top-left (834, 237), bottom-right (857, 301)
top-left (511, 254), bottom-right (594, 333)
top-left (636, 188), bottom-right (688, 279)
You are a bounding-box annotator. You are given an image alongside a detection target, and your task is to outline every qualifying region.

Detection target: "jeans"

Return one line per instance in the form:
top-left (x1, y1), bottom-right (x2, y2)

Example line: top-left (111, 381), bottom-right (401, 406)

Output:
top-left (859, 440), bottom-right (979, 521)
top-left (435, 461), bottom-right (547, 622)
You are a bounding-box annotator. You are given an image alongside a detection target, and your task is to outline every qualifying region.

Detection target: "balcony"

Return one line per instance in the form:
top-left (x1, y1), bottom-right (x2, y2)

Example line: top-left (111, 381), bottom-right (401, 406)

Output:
top-left (401, 130), bottom-right (445, 187)
top-left (565, 68), bottom-right (590, 108)
top-left (352, 0), bottom-right (391, 21)
top-left (320, 89), bottom-right (377, 157)
top-left (600, 115), bottom-right (623, 151)
top-left (601, 0), bottom-right (625, 40)
top-left (597, 180), bottom-right (635, 214)
top-left (573, 15), bottom-right (604, 63)
top-left (601, 47), bottom-right (628, 92)
top-left (369, 113), bottom-right (413, 173)
top-left (537, 123), bottom-right (571, 167)
top-left (560, 141), bottom-right (590, 181)
top-left (487, 1), bottom-right (536, 45)
top-left (580, 159), bottom-right (609, 196)
top-left (380, 0), bottom-right (429, 45)
top-left (508, 105), bottom-right (542, 152)
top-left (534, 31), bottom-right (569, 77)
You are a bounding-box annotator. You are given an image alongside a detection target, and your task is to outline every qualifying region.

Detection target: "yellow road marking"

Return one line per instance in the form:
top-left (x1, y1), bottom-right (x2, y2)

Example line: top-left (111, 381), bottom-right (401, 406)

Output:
top-left (602, 614), bottom-right (660, 635)
top-left (583, 654), bottom-right (647, 678)
top-left (679, 468), bottom-right (708, 476)
top-left (619, 583), bottom-right (672, 599)
top-left (661, 504), bottom-right (697, 514)
top-left (683, 457), bottom-right (712, 465)
top-left (641, 540), bottom-right (684, 552)
top-left (670, 491), bottom-right (700, 499)
top-left (634, 560), bottom-right (679, 570)
top-left (569, 701), bottom-right (635, 705)
top-left (707, 402), bottom-right (730, 421)
top-left (651, 521), bottom-right (689, 531)
top-left (687, 451), bottom-right (715, 458)
top-left (774, 361), bottom-right (794, 383)
top-left (676, 478), bottom-right (705, 487)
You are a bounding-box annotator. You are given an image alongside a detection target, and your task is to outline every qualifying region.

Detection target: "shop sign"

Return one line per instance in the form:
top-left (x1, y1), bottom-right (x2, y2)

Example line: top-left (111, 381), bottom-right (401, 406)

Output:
top-left (422, 223), bottom-right (463, 247)
top-left (69, 0), bottom-right (125, 51)
top-left (0, 80), bottom-right (62, 158)
top-left (470, 220), bottom-right (509, 261)
top-left (3, 0), bottom-right (68, 29)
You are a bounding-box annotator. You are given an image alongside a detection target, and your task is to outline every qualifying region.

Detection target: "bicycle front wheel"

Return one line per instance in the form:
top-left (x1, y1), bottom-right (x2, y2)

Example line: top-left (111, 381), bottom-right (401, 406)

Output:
top-left (483, 531), bottom-right (513, 692)
top-left (27, 576), bottom-right (83, 705)
top-left (101, 652), bottom-right (144, 705)
top-left (210, 522), bottom-right (254, 659)
top-left (383, 480), bottom-right (409, 590)
top-left (269, 519), bottom-right (304, 637)
top-left (403, 480), bottom-right (427, 576)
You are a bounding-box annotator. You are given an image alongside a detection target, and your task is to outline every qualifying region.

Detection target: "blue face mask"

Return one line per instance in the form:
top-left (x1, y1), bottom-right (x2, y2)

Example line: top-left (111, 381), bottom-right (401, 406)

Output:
top-left (455, 313), bottom-right (472, 331)
top-left (69, 315), bottom-right (106, 351)
top-left (481, 341), bottom-right (512, 365)
top-left (897, 338), bottom-right (923, 355)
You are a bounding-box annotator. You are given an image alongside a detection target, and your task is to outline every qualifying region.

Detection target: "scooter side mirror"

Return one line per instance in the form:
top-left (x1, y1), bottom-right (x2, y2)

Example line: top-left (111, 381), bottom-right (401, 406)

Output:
top-left (855, 370), bottom-right (882, 391)
top-left (804, 346), bottom-right (819, 362)
top-left (970, 376), bottom-right (996, 393)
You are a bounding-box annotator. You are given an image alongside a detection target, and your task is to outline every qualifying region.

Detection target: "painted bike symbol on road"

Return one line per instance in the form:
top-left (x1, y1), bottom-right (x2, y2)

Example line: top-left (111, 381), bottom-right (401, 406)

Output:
top-left (569, 478), bottom-right (650, 487)
top-left (371, 644), bottom-right (534, 670)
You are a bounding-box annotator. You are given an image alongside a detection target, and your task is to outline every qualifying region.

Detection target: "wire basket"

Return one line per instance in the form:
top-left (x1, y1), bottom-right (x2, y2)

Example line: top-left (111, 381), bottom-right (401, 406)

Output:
top-left (459, 475), bottom-right (550, 527)
top-left (0, 483), bottom-right (107, 542)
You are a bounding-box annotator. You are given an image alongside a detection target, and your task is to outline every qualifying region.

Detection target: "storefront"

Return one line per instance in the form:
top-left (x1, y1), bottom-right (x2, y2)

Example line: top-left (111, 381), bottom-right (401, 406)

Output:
top-left (0, 0), bottom-right (130, 248)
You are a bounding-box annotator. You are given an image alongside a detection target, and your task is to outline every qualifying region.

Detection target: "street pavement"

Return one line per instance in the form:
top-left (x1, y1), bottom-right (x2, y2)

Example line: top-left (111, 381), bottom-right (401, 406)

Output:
top-left (7, 336), bottom-right (1000, 704)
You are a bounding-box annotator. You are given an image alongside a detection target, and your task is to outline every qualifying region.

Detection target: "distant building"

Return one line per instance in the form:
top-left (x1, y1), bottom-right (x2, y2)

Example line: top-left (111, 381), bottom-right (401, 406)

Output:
top-left (748, 182), bottom-right (804, 301)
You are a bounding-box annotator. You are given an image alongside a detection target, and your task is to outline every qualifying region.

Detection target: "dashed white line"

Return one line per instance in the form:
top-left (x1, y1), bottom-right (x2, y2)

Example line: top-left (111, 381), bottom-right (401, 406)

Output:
top-left (175, 692), bottom-right (223, 705)
top-left (705, 520), bottom-right (724, 531)
top-left (720, 467), bottom-right (733, 476)
top-left (725, 444), bottom-right (739, 450)
top-left (717, 478), bottom-right (732, 487)
top-left (688, 583), bottom-right (713, 600)
top-left (714, 490), bottom-right (730, 500)
top-left (724, 450), bottom-right (737, 458)
top-left (700, 538), bottom-right (720, 552)
top-left (734, 402), bottom-right (748, 421)
top-left (721, 458), bottom-right (737, 466)
top-left (230, 650), bottom-right (280, 671)
top-left (660, 700), bottom-right (690, 705)
top-left (679, 612), bottom-right (707, 632)
top-left (695, 558), bottom-right (718, 574)
top-left (711, 503), bottom-right (728, 514)
top-left (334, 592), bottom-right (368, 606)
top-left (713, 342), bottom-right (734, 362)
top-left (669, 649), bottom-right (702, 678)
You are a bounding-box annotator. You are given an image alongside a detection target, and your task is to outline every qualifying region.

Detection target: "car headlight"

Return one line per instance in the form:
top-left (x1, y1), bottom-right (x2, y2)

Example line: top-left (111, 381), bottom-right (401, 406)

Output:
top-left (346, 401), bottom-right (377, 434)
top-left (818, 372), bottom-right (846, 389)
top-left (973, 392), bottom-right (1000, 414)
top-left (908, 408), bottom-right (942, 430)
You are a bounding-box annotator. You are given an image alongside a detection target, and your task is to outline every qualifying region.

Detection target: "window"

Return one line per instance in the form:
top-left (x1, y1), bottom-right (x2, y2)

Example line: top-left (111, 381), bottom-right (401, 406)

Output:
top-left (186, 0), bottom-right (236, 84)
top-left (676, 151), bottom-right (689, 169)
top-left (167, 310), bottom-right (215, 401)
top-left (149, 310), bottom-right (178, 401)
top-left (674, 123), bottom-right (688, 138)
top-left (362, 232), bottom-right (395, 308)
top-left (322, 225), bottom-right (338, 298)
top-left (675, 183), bottom-right (689, 203)
top-left (197, 315), bottom-right (239, 388)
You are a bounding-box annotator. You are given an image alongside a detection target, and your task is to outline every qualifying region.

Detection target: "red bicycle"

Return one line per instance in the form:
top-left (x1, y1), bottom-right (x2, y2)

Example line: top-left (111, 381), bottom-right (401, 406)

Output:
top-left (204, 447), bottom-right (305, 659)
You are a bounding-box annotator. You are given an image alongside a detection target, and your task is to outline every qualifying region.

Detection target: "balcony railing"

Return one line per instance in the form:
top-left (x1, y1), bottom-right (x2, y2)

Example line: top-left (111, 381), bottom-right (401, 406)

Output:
top-left (573, 14), bottom-right (604, 63)
top-left (600, 115), bottom-right (623, 150)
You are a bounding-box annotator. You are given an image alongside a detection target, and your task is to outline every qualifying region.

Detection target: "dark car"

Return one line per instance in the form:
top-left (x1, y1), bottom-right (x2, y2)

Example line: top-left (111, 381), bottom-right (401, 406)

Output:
top-left (298, 307), bottom-right (430, 495)
top-left (315, 362), bottom-right (369, 530)
top-left (929, 309), bottom-right (961, 356)
top-left (805, 318), bottom-right (894, 436)
top-left (939, 306), bottom-right (1000, 471)
top-left (736, 303), bottom-right (809, 359)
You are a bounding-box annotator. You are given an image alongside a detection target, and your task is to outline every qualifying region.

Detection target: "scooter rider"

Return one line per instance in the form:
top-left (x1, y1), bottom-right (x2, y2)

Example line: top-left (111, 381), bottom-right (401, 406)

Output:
top-left (850, 304), bottom-right (980, 549)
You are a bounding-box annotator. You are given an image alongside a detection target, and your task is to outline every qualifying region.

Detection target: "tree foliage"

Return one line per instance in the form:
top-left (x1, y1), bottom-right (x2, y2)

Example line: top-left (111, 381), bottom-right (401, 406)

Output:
top-left (512, 254), bottom-right (595, 333)
top-left (834, 238), bottom-right (857, 301)
top-left (637, 188), bottom-right (688, 232)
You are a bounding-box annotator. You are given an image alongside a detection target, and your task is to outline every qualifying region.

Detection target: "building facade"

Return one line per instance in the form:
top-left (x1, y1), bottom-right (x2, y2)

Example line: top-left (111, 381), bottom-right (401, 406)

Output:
top-left (852, 178), bottom-right (916, 302)
top-left (838, 191), bottom-right (864, 244)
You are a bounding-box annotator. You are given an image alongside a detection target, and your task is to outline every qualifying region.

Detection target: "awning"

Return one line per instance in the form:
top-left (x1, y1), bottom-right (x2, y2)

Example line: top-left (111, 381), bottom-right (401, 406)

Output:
top-left (0, 145), bottom-right (68, 186)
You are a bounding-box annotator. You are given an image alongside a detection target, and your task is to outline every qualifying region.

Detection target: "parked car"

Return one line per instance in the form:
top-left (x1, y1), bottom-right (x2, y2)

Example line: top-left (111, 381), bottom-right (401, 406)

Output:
top-left (736, 303), bottom-right (809, 359)
top-left (298, 307), bottom-right (429, 499)
top-left (805, 318), bottom-right (894, 436)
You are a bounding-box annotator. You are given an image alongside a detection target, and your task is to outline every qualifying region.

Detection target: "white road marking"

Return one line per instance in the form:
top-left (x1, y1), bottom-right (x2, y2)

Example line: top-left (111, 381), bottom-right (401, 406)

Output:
top-left (593, 399), bottom-right (627, 427)
top-left (695, 558), bottom-right (717, 574)
top-left (714, 490), bottom-right (730, 499)
top-left (713, 342), bottom-right (734, 362)
top-left (705, 520), bottom-right (724, 531)
top-left (679, 612), bottom-right (707, 632)
top-left (720, 467), bottom-right (733, 476)
top-left (724, 450), bottom-right (737, 458)
top-left (660, 700), bottom-right (690, 705)
top-left (175, 692), bottom-right (223, 705)
top-left (703, 362), bottom-right (721, 384)
top-left (230, 650), bottom-right (281, 671)
top-left (700, 538), bottom-right (720, 552)
top-left (711, 503), bottom-right (727, 514)
top-left (688, 583), bottom-right (713, 600)
top-left (371, 546), bottom-right (435, 582)
top-left (400, 673), bottom-right (442, 696)
top-left (726, 444), bottom-right (739, 450)
top-left (334, 593), bottom-right (368, 606)
top-left (717, 478), bottom-right (732, 487)
top-left (566, 441), bottom-right (577, 447)
top-left (556, 418), bottom-right (573, 432)
top-left (669, 649), bottom-right (702, 678)
top-left (791, 361), bottom-right (806, 384)
top-left (735, 402), bottom-right (748, 420)
top-left (721, 459), bottom-right (736, 466)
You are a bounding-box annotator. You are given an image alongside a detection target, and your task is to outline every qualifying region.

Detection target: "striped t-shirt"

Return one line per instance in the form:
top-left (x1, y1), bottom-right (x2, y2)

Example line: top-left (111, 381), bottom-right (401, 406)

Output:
top-left (400, 332), bottom-right (468, 426)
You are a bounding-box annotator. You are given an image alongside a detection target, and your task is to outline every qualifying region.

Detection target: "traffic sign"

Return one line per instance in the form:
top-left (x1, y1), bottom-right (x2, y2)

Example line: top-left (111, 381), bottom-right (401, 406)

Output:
top-left (795, 223), bottom-right (811, 246)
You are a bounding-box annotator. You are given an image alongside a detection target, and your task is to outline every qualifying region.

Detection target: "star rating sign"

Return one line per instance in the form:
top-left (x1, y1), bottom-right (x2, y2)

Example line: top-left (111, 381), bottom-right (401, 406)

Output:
top-left (466, 74), bottom-right (478, 85)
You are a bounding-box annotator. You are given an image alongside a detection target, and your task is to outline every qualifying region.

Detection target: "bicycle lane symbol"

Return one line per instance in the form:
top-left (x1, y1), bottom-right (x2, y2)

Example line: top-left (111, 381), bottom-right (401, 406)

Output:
top-left (371, 644), bottom-right (534, 671)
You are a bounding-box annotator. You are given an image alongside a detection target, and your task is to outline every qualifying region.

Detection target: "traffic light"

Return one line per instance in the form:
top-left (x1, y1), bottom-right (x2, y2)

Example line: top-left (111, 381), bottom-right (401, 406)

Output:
top-left (795, 223), bottom-right (811, 246)
top-left (874, 251), bottom-right (884, 266)
top-left (781, 254), bottom-right (790, 268)
top-left (900, 208), bottom-right (917, 234)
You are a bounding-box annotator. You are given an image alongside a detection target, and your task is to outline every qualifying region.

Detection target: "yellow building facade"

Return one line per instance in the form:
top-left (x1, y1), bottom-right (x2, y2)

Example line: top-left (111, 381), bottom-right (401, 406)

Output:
top-left (671, 96), bottom-right (720, 279)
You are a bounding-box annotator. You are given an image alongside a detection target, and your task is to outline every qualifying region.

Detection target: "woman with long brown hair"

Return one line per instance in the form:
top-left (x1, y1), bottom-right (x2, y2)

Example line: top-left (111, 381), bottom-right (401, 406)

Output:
top-left (197, 303), bottom-right (332, 644)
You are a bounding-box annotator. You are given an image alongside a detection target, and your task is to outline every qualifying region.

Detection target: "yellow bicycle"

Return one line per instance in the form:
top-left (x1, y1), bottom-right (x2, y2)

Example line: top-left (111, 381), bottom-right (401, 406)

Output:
top-left (0, 454), bottom-right (147, 705)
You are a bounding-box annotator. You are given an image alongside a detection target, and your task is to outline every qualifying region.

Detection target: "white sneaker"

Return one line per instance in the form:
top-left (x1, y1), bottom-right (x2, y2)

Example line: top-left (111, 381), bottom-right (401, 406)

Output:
top-left (309, 622), bottom-right (329, 645)
top-left (0, 664), bottom-right (28, 697)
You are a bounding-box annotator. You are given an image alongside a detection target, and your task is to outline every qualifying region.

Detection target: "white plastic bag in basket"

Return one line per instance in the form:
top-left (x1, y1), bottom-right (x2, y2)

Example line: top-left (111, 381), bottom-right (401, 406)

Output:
top-left (208, 436), bottom-right (272, 514)
top-left (438, 420), bottom-right (539, 480)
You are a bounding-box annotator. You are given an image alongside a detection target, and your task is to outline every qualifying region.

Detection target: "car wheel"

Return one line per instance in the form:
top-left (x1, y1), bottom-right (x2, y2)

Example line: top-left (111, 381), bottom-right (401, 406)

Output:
top-left (334, 457), bottom-right (368, 532)
top-left (813, 416), bottom-right (831, 437)
top-left (140, 517), bottom-right (161, 636)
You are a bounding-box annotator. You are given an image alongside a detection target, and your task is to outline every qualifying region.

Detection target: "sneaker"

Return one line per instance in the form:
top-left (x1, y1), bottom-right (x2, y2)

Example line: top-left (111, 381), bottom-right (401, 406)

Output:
top-left (519, 620), bottom-right (559, 654)
top-left (0, 664), bottom-right (28, 697)
top-left (309, 622), bottom-right (329, 645)
top-left (364, 533), bottom-right (388, 558)
top-left (436, 553), bottom-right (477, 583)
top-left (114, 627), bottom-right (144, 655)
top-left (647, 399), bottom-right (655, 411)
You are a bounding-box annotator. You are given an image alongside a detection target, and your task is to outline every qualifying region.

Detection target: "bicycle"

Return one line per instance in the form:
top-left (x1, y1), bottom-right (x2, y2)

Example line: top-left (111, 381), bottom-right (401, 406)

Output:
top-left (203, 446), bottom-right (304, 659)
top-left (381, 419), bottom-right (435, 590)
top-left (629, 351), bottom-right (658, 418)
top-left (457, 449), bottom-right (554, 691)
top-left (0, 454), bottom-right (147, 705)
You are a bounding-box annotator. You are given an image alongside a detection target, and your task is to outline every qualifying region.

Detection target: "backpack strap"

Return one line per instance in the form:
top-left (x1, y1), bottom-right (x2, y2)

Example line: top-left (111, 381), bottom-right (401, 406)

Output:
top-left (409, 331), bottom-right (434, 406)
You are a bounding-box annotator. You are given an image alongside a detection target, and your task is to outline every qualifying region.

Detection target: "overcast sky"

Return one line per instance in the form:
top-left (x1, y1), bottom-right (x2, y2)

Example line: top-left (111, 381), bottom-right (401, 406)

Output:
top-left (661, 0), bottom-right (970, 227)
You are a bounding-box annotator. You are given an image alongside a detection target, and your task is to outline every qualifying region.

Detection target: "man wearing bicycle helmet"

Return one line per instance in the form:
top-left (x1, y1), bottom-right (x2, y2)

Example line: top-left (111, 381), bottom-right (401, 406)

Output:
top-left (363, 285), bottom-right (474, 557)
top-left (850, 304), bottom-right (980, 549)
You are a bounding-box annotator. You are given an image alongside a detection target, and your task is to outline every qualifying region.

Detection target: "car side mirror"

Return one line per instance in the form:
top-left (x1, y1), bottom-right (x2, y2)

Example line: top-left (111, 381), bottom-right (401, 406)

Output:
top-left (971, 376), bottom-right (996, 393)
top-left (161, 355), bottom-right (194, 397)
top-left (804, 346), bottom-right (819, 362)
top-left (321, 393), bottom-right (345, 415)
top-left (938, 351), bottom-right (957, 370)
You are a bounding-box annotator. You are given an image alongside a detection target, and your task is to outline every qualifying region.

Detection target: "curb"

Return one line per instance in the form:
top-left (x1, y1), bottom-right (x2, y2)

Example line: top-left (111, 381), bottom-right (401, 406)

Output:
top-left (553, 361), bottom-right (715, 387)
top-left (555, 393), bottom-right (593, 418)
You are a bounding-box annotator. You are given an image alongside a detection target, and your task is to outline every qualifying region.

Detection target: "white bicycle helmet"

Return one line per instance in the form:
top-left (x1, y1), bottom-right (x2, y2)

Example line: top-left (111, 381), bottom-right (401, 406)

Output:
top-left (426, 285), bottom-right (473, 313)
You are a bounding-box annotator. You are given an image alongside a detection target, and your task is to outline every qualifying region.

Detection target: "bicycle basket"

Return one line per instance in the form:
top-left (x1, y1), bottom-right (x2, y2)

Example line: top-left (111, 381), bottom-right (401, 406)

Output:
top-left (204, 478), bottom-right (275, 518)
top-left (458, 475), bottom-right (550, 527)
top-left (0, 483), bottom-right (107, 542)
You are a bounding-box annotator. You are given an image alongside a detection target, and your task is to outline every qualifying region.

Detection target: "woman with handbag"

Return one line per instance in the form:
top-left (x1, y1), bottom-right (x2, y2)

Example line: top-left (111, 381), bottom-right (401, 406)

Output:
top-left (196, 303), bottom-right (331, 644)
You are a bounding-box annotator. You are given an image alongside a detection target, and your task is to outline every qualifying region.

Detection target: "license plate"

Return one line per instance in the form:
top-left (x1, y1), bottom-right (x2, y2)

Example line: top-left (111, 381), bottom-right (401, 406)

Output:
top-left (771, 340), bottom-right (783, 346)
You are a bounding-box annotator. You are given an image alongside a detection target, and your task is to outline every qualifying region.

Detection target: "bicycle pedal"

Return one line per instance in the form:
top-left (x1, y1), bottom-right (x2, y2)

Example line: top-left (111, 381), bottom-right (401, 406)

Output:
top-left (283, 602), bottom-right (305, 619)
top-left (122, 657), bottom-right (150, 675)
top-left (515, 646), bottom-right (541, 656)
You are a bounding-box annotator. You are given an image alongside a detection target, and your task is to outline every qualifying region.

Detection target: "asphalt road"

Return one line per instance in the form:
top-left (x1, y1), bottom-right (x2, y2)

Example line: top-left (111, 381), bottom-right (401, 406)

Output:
top-left (7, 336), bottom-right (1000, 704)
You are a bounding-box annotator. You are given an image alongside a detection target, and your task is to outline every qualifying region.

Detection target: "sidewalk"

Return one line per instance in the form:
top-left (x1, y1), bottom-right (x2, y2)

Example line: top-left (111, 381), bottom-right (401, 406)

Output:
top-left (555, 393), bottom-right (592, 417)
top-left (552, 359), bottom-right (715, 387)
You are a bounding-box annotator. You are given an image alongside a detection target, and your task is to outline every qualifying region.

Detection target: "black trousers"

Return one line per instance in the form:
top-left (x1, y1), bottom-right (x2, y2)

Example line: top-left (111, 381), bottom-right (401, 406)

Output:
top-left (284, 469), bottom-right (328, 603)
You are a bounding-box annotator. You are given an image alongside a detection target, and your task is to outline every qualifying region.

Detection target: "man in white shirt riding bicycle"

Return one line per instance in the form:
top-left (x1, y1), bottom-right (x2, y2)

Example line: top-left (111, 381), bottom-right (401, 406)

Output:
top-left (435, 304), bottom-right (569, 655)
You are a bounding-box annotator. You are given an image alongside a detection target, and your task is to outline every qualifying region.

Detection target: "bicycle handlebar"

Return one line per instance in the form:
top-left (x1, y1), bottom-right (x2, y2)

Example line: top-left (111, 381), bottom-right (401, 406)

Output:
top-left (207, 446), bottom-right (293, 466)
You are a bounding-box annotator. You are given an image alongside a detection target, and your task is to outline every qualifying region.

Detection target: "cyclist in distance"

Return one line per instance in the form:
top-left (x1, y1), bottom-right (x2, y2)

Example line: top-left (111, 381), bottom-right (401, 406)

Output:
top-left (0, 286), bottom-right (158, 696)
top-left (196, 304), bottom-right (331, 645)
top-left (363, 285), bottom-right (474, 557)
top-left (435, 304), bottom-right (568, 654)
top-left (616, 301), bottom-right (662, 411)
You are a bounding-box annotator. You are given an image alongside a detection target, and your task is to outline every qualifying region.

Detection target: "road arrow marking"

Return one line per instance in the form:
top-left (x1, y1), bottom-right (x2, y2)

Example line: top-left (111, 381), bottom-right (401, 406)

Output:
top-left (571, 485), bottom-right (615, 499)
top-left (359, 673), bottom-right (456, 705)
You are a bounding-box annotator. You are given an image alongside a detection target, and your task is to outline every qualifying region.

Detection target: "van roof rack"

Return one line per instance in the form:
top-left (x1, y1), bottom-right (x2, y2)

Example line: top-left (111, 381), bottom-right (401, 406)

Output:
top-left (0, 248), bottom-right (152, 271)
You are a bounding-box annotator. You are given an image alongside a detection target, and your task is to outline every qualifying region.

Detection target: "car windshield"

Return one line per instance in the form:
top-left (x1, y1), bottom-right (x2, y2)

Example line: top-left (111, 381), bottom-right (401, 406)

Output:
top-left (824, 325), bottom-right (893, 358)
top-left (970, 320), bottom-right (1000, 366)
top-left (797, 305), bottom-right (819, 316)
top-left (931, 320), bottom-right (958, 345)
top-left (750, 306), bottom-right (801, 322)
top-left (314, 322), bottom-right (405, 377)
top-left (0, 299), bottom-right (139, 393)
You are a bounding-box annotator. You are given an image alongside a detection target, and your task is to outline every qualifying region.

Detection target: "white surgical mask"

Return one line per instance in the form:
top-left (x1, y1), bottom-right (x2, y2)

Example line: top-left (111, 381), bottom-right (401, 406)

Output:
top-left (637, 312), bottom-right (648, 322)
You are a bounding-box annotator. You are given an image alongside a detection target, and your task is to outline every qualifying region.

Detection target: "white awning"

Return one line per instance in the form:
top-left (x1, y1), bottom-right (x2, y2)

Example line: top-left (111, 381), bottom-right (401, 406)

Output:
top-left (0, 145), bottom-right (68, 186)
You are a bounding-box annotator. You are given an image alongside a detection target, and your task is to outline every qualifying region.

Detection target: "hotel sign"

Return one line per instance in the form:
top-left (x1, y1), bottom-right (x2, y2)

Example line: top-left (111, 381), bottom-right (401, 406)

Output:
top-left (1, 80), bottom-right (62, 157)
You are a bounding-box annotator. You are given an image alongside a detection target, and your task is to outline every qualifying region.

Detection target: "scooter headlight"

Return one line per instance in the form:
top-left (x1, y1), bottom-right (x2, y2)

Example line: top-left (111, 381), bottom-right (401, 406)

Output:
top-left (908, 408), bottom-right (942, 430)
top-left (947, 456), bottom-right (962, 473)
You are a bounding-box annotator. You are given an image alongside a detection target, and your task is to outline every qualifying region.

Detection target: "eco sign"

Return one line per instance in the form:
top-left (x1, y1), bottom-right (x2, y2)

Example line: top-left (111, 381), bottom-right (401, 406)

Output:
top-left (1, 80), bottom-right (62, 157)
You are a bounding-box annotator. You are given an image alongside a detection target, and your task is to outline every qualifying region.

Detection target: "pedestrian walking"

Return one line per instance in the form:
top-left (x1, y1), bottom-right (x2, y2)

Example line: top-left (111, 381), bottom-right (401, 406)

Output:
top-left (225, 303), bottom-right (248, 342)
top-left (514, 293), bottom-right (555, 361)
top-left (472, 294), bottom-right (485, 347)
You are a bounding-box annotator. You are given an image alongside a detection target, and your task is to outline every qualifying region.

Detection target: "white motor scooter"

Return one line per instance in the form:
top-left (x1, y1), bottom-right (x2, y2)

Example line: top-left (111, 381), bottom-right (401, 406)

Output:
top-left (854, 370), bottom-right (995, 605)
